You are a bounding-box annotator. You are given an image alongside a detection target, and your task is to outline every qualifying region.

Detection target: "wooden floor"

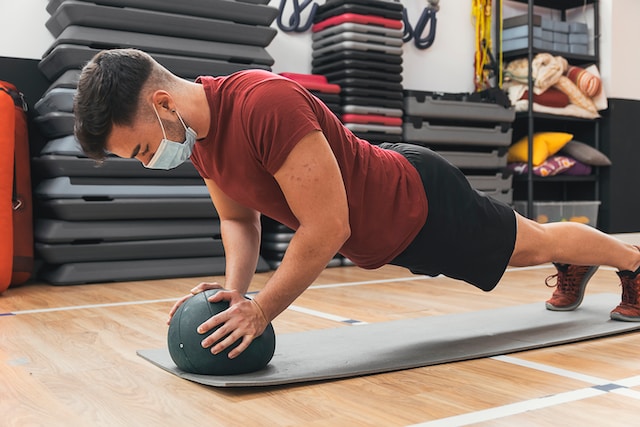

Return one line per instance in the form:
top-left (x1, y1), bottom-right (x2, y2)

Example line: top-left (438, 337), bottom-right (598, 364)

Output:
top-left (3, 234), bottom-right (640, 426)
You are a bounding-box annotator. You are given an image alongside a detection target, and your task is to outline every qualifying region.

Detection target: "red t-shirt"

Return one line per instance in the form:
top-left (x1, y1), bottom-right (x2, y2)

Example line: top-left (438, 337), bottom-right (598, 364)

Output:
top-left (190, 70), bottom-right (427, 269)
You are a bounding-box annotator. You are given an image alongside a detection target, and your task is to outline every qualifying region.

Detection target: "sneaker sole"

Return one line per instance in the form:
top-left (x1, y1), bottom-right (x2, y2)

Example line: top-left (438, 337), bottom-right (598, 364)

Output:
top-left (545, 265), bottom-right (600, 311)
top-left (610, 311), bottom-right (640, 322)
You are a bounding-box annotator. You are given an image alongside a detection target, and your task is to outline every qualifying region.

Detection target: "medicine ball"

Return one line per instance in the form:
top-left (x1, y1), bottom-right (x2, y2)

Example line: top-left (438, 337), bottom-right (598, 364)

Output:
top-left (167, 289), bottom-right (276, 375)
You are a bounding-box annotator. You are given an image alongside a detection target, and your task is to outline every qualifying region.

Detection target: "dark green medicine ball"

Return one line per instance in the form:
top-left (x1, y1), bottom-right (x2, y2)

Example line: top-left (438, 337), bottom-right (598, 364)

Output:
top-left (167, 289), bottom-right (276, 375)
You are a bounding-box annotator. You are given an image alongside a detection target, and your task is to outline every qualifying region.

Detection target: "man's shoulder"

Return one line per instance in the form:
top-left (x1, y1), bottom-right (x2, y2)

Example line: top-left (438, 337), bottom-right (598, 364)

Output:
top-left (197, 70), bottom-right (279, 88)
top-left (228, 69), bottom-right (283, 84)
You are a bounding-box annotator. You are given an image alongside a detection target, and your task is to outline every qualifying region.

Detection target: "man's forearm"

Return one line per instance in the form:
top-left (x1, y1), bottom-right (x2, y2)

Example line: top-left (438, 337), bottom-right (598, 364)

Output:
top-left (252, 223), bottom-right (350, 322)
top-left (219, 218), bottom-right (262, 295)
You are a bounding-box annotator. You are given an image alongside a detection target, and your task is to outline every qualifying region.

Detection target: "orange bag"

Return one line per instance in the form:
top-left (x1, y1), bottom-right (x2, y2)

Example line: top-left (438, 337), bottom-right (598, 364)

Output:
top-left (0, 81), bottom-right (33, 292)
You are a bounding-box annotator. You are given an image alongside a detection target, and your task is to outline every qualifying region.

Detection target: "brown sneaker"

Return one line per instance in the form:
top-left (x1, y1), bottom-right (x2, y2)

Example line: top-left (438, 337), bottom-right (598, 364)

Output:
top-left (610, 271), bottom-right (640, 321)
top-left (545, 263), bottom-right (599, 311)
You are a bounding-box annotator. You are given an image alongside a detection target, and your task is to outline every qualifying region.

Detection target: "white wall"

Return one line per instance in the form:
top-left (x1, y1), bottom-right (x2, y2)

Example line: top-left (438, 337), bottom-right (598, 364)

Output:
top-left (0, 0), bottom-right (53, 60)
top-left (1, 0), bottom-right (638, 99)
top-left (600, 0), bottom-right (640, 100)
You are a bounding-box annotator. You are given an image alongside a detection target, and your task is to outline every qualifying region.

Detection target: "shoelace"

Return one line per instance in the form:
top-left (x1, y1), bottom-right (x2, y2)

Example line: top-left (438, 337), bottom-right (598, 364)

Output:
top-left (545, 272), bottom-right (565, 289)
top-left (619, 245), bottom-right (640, 305)
top-left (545, 265), bottom-right (590, 293)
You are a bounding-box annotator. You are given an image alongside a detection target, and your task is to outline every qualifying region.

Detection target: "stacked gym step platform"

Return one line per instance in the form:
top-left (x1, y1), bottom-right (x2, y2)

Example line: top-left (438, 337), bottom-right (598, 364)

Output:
top-left (31, 0), bottom-right (277, 285)
top-left (403, 90), bottom-right (516, 205)
top-left (311, 0), bottom-right (405, 144)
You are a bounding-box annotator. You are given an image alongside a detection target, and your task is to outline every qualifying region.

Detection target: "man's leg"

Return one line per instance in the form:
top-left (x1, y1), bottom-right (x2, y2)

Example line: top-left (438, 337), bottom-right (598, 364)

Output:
top-left (509, 213), bottom-right (640, 269)
top-left (509, 213), bottom-right (640, 320)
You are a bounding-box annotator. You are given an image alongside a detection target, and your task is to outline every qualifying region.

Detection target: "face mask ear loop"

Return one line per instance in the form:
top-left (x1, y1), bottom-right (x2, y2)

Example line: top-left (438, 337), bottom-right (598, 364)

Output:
top-left (174, 109), bottom-right (189, 132)
top-left (152, 104), bottom-right (168, 140)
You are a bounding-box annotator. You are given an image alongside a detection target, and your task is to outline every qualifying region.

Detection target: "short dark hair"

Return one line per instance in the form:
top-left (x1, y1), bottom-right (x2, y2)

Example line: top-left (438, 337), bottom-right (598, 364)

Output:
top-left (73, 49), bottom-right (154, 161)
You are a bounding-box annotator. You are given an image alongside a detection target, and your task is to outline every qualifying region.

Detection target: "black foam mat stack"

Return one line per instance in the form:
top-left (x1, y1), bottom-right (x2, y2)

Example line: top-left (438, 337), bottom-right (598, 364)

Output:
top-left (30, 0), bottom-right (278, 285)
top-left (311, 0), bottom-right (405, 144)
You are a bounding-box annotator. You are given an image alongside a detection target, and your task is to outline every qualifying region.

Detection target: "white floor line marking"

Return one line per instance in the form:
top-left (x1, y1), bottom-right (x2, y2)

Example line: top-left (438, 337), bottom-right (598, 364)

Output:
top-left (307, 275), bottom-right (436, 290)
top-left (503, 263), bottom-right (555, 272)
top-left (7, 298), bottom-right (179, 315)
top-left (615, 375), bottom-right (640, 387)
top-left (612, 388), bottom-right (640, 400)
top-left (491, 355), bottom-right (610, 385)
top-left (287, 305), bottom-right (368, 324)
top-left (407, 387), bottom-right (605, 427)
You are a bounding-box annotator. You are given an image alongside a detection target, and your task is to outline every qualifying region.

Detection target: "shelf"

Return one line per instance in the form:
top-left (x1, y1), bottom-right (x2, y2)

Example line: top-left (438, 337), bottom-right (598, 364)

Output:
top-left (513, 175), bottom-right (597, 183)
top-left (503, 49), bottom-right (597, 66)
top-left (506, 0), bottom-right (595, 10)
top-left (514, 112), bottom-right (600, 123)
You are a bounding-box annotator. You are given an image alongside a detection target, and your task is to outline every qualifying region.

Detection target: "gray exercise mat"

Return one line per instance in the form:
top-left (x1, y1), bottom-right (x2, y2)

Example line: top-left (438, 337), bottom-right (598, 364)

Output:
top-left (137, 293), bottom-right (640, 387)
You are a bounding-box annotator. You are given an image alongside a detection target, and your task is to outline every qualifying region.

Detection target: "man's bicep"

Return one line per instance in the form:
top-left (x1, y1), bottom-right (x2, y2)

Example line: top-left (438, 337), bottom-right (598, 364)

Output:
top-left (273, 130), bottom-right (349, 228)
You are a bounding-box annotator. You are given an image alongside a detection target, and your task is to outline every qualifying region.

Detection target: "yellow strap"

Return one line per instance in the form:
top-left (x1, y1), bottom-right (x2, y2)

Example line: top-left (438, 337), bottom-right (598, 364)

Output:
top-left (499, 0), bottom-right (503, 87)
top-left (472, 0), bottom-right (493, 91)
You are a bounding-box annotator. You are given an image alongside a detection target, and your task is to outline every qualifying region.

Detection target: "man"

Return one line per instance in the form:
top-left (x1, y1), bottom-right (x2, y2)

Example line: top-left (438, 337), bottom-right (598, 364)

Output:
top-left (74, 49), bottom-right (640, 360)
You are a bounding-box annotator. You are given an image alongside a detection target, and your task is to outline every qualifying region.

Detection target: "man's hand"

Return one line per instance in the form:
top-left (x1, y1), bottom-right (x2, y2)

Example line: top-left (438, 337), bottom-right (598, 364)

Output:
top-left (196, 289), bottom-right (270, 359)
top-left (168, 282), bottom-right (269, 359)
top-left (166, 281), bottom-right (222, 325)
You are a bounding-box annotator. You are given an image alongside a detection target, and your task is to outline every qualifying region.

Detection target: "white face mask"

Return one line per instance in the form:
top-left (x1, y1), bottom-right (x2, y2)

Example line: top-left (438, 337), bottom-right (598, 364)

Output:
top-left (145, 105), bottom-right (197, 170)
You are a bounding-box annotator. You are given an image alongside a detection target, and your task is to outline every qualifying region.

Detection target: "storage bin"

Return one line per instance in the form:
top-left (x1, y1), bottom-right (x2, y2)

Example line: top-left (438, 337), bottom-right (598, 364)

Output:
top-left (513, 200), bottom-right (601, 227)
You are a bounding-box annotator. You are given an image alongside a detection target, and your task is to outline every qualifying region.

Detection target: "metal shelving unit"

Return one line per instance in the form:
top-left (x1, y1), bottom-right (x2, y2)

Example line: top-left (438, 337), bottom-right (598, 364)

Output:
top-left (501, 0), bottom-right (601, 220)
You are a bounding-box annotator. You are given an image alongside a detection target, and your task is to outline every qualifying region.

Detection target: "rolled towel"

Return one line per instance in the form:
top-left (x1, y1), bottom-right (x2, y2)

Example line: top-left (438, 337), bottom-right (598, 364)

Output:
top-left (554, 76), bottom-right (599, 114)
top-left (567, 65), bottom-right (602, 97)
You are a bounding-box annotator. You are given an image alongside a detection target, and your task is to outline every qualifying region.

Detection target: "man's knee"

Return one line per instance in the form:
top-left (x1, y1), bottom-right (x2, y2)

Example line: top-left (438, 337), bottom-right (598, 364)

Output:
top-left (510, 214), bottom-right (551, 267)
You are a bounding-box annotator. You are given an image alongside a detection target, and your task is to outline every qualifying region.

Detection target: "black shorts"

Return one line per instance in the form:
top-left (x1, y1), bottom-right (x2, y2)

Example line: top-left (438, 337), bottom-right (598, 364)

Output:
top-left (381, 143), bottom-right (517, 291)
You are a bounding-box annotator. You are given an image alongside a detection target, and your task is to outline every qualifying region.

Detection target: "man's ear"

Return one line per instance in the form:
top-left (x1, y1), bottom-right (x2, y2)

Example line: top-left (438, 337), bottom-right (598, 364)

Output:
top-left (152, 90), bottom-right (174, 113)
